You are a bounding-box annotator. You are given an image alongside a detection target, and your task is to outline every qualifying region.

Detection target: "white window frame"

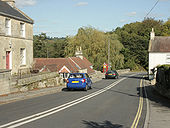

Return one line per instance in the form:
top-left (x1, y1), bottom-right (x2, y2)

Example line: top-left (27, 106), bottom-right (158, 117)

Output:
top-left (5, 18), bottom-right (11, 36)
top-left (166, 54), bottom-right (170, 63)
top-left (20, 22), bottom-right (25, 38)
top-left (20, 48), bottom-right (26, 65)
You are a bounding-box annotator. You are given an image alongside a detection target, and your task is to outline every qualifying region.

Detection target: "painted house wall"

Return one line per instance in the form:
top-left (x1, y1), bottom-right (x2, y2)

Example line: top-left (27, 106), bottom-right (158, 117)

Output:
top-left (0, 15), bottom-right (33, 74)
top-left (149, 52), bottom-right (170, 74)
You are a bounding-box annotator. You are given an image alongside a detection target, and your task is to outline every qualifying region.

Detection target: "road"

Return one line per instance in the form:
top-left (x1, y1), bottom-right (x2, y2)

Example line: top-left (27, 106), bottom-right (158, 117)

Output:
top-left (0, 73), bottom-right (147, 128)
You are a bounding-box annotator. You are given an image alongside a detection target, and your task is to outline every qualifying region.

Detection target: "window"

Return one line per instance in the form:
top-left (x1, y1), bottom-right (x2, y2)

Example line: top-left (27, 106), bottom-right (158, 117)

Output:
top-left (5, 18), bottom-right (11, 35)
top-left (166, 54), bottom-right (170, 63)
top-left (20, 23), bottom-right (25, 37)
top-left (20, 48), bottom-right (26, 65)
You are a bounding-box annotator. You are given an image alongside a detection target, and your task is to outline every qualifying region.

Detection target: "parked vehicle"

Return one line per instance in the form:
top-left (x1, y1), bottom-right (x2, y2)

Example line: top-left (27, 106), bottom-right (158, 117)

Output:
top-left (66, 73), bottom-right (92, 91)
top-left (105, 70), bottom-right (119, 79)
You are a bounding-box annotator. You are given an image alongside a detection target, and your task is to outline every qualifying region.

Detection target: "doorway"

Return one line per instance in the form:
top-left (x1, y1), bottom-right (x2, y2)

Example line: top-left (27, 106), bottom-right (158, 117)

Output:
top-left (6, 51), bottom-right (11, 69)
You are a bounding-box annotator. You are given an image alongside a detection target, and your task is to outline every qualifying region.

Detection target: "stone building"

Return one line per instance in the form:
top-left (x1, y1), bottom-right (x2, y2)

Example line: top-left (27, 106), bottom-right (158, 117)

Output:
top-left (0, 0), bottom-right (34, 74)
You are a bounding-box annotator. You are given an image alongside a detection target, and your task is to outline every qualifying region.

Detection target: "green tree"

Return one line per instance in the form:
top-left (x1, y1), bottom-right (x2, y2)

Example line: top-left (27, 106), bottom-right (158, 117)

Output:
top-left (65, 27), bottom-right (124, 71)
top-left (115, 18), bottom-right (165, 70)
top-left (162, 19), bottom-right (170, 36)
top-left (33, 33), bottom-right (68, 58)
top-left (33, 33), bottom-right (48, 58)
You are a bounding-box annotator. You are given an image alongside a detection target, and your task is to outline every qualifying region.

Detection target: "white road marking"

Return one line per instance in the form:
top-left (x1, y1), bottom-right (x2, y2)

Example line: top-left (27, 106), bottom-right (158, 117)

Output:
top-left (0, 75), bottom-right (135, 128)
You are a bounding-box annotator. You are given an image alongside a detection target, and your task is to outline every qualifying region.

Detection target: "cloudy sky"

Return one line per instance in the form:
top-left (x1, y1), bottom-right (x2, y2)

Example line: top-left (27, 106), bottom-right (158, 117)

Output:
top-left (15, 0), bottom-right (170, 37)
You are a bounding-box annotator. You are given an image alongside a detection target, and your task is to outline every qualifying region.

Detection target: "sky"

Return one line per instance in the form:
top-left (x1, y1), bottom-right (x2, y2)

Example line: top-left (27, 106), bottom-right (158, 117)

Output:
top-left (15, 0), bottom-right (170, 37)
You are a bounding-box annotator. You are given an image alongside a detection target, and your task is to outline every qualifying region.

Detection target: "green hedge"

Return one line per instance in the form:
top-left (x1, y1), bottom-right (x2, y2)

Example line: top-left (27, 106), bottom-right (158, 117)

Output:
top-left (157, 64), bottom-right (170, 71)
top-left (156, 64), bottom-right (170, 90)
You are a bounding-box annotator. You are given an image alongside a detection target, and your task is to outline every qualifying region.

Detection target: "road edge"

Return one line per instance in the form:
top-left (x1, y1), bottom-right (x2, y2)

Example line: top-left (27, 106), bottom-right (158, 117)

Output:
top-left (143, 78), bottom-right (150, 128)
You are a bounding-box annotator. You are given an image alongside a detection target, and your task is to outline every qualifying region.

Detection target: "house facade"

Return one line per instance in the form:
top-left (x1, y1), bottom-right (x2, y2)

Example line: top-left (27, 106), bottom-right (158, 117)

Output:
top-left (0, 0), bottom-right (34, 74)
top-left (148, 28), bottom-right (170, 74)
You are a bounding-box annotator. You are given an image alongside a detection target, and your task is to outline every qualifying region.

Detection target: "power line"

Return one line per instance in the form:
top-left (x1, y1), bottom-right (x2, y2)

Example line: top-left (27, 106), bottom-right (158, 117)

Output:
top-left (144, 0), bottom-right (160, 19)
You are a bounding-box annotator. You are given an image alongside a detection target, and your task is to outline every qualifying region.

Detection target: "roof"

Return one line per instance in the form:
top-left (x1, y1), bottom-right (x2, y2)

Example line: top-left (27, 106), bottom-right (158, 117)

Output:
top-left (149, 36), bottom-right (170, 52)
top-left (0, 1), bottom-right (33, 24)
top-left (34, 57), bottom-right (95, 74)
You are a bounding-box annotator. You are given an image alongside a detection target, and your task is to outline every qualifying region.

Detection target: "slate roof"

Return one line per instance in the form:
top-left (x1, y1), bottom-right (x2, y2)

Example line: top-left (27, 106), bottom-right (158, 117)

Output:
top-left (0, 1), bottom-right (33, 23)
top-left (34, 57), bottom-right (95, 74)
top-left (149, 36), bottom-right (170, 52)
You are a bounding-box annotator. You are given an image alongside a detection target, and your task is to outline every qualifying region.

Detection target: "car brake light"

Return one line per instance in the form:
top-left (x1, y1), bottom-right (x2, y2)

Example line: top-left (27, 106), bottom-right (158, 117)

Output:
top-left (66, 79), bottom-right (69, 83)
top-left (82, 79), bottom-right (86, 83)
top-left (113, 73), bottom-right (116, 75)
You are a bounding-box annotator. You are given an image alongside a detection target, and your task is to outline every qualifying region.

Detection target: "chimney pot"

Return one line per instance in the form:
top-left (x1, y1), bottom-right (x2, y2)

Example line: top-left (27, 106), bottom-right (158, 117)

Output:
top-left (150, 28), bottom-right (155, 40)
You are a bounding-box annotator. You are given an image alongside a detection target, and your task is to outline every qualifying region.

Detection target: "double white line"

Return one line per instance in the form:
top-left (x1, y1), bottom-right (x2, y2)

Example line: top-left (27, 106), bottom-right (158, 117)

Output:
top-left (131, 78), bottom-right (144, 128)
top-left (0, 77), bottom-right (126, 128)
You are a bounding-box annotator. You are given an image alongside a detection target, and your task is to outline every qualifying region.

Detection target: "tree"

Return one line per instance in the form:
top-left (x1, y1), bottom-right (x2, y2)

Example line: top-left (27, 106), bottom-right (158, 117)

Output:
top-left (33, 33), bottom-right (68, 58)
top-left (33, 33), bottom-right (48, 58)
top-left (65, 27), bottom-right (124, 71)
top-left (115, 18), bottom-right (164, 70)
top-left (162, 19), bottom-right (170, 36)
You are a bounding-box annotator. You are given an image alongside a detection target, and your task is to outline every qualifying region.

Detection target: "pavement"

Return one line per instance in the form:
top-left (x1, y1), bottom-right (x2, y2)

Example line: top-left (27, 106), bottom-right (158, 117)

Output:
top-left (144, 79), bottom-right (170, 128)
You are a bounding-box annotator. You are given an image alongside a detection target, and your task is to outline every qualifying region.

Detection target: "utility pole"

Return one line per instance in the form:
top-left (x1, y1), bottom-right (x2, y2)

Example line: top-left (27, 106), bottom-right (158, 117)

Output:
top-left (108, 39), bottom-right (110, 70)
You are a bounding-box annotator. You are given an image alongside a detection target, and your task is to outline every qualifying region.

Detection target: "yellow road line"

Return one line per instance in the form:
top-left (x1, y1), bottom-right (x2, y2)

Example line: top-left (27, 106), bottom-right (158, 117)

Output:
top-left (131, 79), bottom-right (143, 128)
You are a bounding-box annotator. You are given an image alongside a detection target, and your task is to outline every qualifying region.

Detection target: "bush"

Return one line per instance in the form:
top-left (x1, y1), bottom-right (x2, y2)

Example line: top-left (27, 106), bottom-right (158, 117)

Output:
top-left (156, 64), bottom-right (170, 90)
top-left (157, 64), bottom-right (170, 71)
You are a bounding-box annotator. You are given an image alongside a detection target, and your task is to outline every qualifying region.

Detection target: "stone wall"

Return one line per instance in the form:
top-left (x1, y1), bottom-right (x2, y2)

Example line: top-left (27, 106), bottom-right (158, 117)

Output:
top-left (15, 72), bottom-right (63, 92)
top-left (91, 69), bottom-right (130, 83)
top-left (0, 70), bottom-right (11, 95)
top-left (117, 69), bottom-right (130, 75)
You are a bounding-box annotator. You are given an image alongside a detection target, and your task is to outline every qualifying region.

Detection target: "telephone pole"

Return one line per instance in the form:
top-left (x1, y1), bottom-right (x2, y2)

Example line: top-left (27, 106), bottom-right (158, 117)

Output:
top-left (108, 40), bottom-right (110, 70)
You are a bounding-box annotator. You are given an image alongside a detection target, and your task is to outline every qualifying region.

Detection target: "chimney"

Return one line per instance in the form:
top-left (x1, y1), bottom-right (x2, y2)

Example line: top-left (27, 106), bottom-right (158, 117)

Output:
top-left (75, 47), bottom-right (83, 60)
top-left (1, 0), bottom-right (15, 7)
top-left (150, 28), bottom-right (155, 40)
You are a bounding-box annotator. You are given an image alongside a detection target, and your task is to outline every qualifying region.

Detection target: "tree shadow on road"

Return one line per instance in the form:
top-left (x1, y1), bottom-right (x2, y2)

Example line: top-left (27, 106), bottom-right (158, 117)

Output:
top-left (82, 120), bottom-right (123, 128)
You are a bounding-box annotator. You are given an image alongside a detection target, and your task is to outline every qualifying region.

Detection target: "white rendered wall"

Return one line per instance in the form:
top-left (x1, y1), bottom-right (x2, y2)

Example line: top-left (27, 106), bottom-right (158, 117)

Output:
top-left (149, 52), bottom-right (170, 74)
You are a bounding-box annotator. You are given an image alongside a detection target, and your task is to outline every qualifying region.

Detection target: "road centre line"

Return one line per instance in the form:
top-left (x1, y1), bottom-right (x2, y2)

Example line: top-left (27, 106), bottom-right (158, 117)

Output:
top-left (131, 78), bottom-right (144, 128)
top-left (0, 77), bottom-right (130, 128)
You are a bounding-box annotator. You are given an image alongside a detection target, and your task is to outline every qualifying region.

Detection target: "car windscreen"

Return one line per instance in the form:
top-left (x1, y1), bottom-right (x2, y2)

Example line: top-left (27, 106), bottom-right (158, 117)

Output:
top-left (68, 74), bottom-right (84, 78)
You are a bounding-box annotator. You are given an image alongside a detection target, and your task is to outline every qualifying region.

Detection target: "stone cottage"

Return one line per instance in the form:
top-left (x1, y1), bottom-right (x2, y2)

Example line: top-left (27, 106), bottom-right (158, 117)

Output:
top-left (148, 28), bottom-right (170, 74)
top-left (0, 0), bottom-right (34, 74)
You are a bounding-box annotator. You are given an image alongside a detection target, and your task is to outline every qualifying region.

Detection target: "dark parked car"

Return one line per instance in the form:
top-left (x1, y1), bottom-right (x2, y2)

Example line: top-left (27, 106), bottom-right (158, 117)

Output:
top-left (105, 70), bottom-right (119, 79)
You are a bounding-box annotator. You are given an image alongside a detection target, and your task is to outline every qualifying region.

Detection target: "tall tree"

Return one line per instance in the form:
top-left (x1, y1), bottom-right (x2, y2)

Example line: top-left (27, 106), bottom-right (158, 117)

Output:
top-left (33, 33), bottom-right (68, 58)
top-left (115, 18), bottom-right (165, 70)
top-left (65, 27), bottom-right (124, 71)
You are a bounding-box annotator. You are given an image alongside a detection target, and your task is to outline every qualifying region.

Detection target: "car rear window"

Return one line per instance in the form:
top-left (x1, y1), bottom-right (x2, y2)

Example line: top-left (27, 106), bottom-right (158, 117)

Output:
top-left (107, 70), bottom-right (116, 74)
top-left (69, 74), bottom-right (84, 78)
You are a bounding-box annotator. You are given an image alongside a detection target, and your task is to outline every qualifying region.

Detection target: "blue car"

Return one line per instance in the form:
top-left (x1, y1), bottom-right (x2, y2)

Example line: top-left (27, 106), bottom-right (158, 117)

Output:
top-left (66, 73), bottom-right (92, 91)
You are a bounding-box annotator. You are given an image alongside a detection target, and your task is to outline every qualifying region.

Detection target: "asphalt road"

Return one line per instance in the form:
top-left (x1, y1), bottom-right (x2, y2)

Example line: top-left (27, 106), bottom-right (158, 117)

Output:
top-left (0, 73), bottom-right (147, 128)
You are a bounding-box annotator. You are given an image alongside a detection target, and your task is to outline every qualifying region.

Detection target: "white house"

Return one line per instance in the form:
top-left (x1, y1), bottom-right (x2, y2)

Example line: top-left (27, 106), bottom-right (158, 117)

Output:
top-left (148, 28), bottom-right (170, 74)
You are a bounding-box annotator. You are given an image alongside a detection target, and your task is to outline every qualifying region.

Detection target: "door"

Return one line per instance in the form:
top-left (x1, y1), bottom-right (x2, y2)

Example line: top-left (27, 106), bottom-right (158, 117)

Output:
top-left (6, 51), bottom-right (10, 69)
